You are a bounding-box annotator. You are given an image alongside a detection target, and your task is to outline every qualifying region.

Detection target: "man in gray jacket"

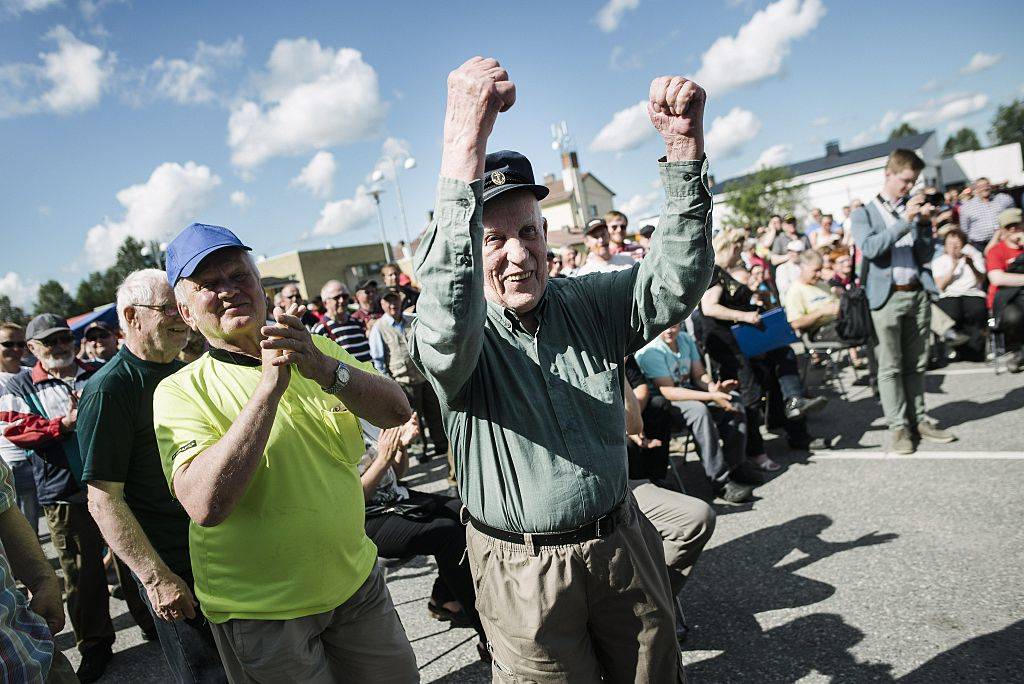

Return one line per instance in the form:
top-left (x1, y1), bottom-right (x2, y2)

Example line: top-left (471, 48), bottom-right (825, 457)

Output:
top-left (851, 148), bottom-right (956, 454)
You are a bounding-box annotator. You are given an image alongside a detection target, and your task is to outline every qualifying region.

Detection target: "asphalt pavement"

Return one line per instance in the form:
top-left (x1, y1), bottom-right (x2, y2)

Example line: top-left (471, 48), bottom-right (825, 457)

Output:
top-left (46, 357), bottom-right (1024, 682)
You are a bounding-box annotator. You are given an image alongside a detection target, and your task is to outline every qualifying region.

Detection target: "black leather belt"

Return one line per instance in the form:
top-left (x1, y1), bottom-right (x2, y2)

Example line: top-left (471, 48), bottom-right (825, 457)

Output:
top-left (469, 506), bottom-right (621, 551)
top-left (892, 282), bottom-right (921, 292)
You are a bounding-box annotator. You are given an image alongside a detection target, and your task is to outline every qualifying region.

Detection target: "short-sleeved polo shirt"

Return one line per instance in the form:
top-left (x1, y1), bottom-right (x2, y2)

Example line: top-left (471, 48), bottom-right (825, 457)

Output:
top-left (635, 331), bottom-right (701, 388)
top-left (152, 334), bottom-right (378, 623)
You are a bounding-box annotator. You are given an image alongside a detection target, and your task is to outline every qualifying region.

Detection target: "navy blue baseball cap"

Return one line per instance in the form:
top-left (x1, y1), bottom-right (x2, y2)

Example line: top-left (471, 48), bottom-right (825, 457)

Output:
top-left (482, 150), bottom-right (550, 204)
top-left (165, 223), bottom-right (251, 286)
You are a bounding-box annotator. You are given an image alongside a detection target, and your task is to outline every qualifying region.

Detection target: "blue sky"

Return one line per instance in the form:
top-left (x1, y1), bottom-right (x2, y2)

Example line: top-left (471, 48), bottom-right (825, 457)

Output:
top-left (1, 0), bottom-right (1021, 307)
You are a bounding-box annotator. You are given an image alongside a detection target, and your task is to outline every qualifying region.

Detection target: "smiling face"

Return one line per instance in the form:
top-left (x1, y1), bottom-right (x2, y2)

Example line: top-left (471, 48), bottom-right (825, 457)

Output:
top-left (883, 167), bottom-right (920, 200)
top-left (27, 331), bottom-right (76, 372)
top-left (0, 326), bottom-right (26, 371)
top-left (659, 323), bottom-right (681, 345)
top-left (177, 248), bottom-right (264, 347)
top-left (584, 227), bottom-right (612, 261)
top-left (84, 326), bottom-right (119, 361)
top-left (482, 189), bottom-right (548, 315)
top-left (606, 214), bottom-right (628, 245)
top-left (125, 280), bottom-right (189, 359)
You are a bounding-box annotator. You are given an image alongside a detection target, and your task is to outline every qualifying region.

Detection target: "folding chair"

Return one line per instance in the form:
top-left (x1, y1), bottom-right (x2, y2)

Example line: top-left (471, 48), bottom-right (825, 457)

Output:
top-left (799, 333), bottom-right (853, 399)
top-left (988, 315), bottom-right (1006, 375)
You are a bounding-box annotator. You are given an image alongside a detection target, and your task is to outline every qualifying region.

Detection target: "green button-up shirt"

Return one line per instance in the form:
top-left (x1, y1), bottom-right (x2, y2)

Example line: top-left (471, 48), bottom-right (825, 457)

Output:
top-left (411, 158), bottom-right (712, 533)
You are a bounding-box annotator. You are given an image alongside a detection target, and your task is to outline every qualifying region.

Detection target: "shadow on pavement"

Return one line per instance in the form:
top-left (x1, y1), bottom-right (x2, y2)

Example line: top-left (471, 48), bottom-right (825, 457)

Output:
top-left (683, 514), bottom-right (898, 682)
top-left (898, 619), bottom-right (1024, 683)
top-left (928, 386), bottom-right (1024, 430)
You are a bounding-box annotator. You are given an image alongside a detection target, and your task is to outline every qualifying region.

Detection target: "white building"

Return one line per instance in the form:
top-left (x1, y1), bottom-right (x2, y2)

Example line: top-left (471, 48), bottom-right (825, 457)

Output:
top-left (540, 151), bottom-right (615, 248)
top-left (941, 142), bottom-right (1024, 188)
top-left (712, 131), bottom-right (944, 227)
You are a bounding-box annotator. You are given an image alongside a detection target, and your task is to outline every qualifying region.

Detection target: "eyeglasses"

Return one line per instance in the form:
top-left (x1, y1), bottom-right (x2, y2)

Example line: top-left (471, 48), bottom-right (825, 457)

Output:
top-left (39, 334), bottom-right (74, 347)
top-left (0, 340), bottom-right (26, 349)
top-left (133, 303), bottom-right (180, 317)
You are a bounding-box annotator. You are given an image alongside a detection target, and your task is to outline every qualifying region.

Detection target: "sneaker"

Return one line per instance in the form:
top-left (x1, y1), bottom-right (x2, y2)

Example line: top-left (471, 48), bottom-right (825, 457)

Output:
top-left (942, 328), bottom-right (970, 348)
top-left (789, 436), bottom-right (831, 451)
top-left (889, 427), bottom-right (914, 455)
top-left (731, 462), bottom-right (766, 485)
top-left (784, 396), bottom-right (827, 420)
top-left (915, 420), bottom-right (956, 444)
top-left (752, 453), bottom-right (782, 472)
top-left (715, 480), bottom-right (754, 504)
top-left (76, 648), bottom-right (113, 684)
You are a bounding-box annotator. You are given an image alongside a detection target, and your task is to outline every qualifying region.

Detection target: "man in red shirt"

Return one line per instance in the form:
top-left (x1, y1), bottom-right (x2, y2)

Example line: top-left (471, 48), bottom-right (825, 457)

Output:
top-left (986, 208), bottom-right (1024, 373)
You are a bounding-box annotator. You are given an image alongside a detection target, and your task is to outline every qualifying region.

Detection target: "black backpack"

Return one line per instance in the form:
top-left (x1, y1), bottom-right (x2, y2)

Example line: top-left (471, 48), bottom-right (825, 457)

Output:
top-left (836, 286), bottom-right (874, 345)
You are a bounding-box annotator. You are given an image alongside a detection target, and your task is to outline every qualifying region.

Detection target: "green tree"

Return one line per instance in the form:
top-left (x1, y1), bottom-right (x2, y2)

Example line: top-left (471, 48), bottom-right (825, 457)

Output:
top-left (35, 280), bottom-right (78, 318)
top-left (989, 99), bottom-right (1024, 148)
top-left (0, 295), bottom-right (28, 325)
top-left (723, 166), bottom-right (804, 229)
top-left (888, 122), bottom-right (920, 141)
top-left (72, 237), bottom-right (160, 312)
top-left (942, 128), bottom-right (982, 156)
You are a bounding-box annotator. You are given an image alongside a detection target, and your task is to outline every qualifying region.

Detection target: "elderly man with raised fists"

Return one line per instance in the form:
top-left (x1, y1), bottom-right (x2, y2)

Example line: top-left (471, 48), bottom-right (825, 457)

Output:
top-left (411, 57), bottom-right (712, 682)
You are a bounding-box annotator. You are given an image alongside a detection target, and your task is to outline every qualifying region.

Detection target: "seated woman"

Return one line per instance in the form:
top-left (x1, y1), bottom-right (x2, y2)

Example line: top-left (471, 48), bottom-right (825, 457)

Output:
top-left (828, 248), bottom-right (858, 293)
top-left (699, 230), bottom-right (827, 461)
top-left (986, 209), bottom-right (1024, 372)
top-left (359, 417), bottom-right (489, 661)
top-left (932, 228), bottom-right (987, 361)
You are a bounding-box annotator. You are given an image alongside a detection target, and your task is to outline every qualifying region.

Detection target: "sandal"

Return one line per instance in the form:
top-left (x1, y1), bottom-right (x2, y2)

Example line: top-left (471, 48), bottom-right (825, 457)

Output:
top-left (752, 453), bottom-right (781, 471)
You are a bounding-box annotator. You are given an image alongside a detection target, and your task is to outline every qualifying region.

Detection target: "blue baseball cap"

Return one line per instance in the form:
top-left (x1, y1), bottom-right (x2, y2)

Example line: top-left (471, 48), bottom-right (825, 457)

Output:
top-left (165, 223), bottom-right (251, 286)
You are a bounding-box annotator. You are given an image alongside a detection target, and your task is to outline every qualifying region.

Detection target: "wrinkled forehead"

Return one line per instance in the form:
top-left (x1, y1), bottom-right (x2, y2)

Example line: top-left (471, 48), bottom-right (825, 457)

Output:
top-left (189, 247), bottom-right (252, 282)
top-left (483, 189), bottom-right (542, 234)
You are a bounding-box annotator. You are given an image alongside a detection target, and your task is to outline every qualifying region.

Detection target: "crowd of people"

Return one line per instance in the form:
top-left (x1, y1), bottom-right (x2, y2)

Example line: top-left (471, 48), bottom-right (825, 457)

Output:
top-left (0, 57), bottom-right (1021, 684)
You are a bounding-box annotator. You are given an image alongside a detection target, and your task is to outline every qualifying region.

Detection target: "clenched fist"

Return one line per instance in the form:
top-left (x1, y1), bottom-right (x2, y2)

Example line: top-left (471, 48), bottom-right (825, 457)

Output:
top-left (441, 57), bottom-right (516, 182)
top-left (647, 76), bottom-right (706, 161)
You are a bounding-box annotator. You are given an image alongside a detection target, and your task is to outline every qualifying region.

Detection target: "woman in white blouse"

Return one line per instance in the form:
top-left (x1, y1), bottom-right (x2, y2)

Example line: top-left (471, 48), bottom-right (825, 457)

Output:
top-left (932, 228), bottom-right (987, 361)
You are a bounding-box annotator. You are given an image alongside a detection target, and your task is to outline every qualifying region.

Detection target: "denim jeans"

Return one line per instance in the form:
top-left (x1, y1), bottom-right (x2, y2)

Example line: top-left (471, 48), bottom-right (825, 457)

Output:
top-left (131, 569), bottom-right (226, 683)
top-left (8, 460), bottom-right (40, 535)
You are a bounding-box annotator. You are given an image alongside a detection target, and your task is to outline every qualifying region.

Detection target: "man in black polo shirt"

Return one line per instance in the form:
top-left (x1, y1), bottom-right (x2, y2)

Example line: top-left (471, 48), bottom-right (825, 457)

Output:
top-left (78, 269), bottom-right (225, 683)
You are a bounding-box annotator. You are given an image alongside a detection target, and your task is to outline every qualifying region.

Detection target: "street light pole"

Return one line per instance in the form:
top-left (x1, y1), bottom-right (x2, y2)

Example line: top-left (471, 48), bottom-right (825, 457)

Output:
top-left (367, 187), bottom-right (393, 263)
top-left (373, 156), bottom-right (417, 249)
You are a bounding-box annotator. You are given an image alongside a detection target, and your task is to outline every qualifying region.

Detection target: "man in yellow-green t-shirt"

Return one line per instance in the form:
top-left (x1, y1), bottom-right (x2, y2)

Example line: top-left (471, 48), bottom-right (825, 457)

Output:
top-left (154, 222), bottom-right (416, 683)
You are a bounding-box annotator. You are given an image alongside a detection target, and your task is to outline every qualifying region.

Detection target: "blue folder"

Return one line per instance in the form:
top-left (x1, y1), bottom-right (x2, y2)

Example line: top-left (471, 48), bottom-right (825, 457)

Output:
top-left (730, 308), bottom-right (798, 358)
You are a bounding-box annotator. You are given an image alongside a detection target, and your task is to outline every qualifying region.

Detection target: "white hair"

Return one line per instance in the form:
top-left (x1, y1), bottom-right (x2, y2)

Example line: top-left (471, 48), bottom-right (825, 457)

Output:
top-left (116, 269), bottom-right (171, 329)
top-left (172, 250), bottom-right (260, 306)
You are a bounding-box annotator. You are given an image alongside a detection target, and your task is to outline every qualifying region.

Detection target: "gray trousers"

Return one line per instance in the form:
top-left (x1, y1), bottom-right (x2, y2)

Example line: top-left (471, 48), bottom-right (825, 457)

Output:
top-left (209, 564), bottom-right (417, 683)
top-left (673, 399), bottom-right (747, 484)
top-left (870, 290), bottom-right (931, 430)
top-left (630, 481), bottom-right (716, 595)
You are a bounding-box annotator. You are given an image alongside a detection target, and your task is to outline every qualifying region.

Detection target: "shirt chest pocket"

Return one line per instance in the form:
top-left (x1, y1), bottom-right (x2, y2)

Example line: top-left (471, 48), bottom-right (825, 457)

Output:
top-left (317, 402), bottom-right (365, 466)
top-left (581, 368), bottom-right (625, 447)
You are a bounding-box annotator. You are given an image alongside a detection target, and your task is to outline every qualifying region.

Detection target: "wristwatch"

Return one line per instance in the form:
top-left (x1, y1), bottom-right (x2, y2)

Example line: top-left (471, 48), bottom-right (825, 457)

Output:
top-left (323, 360), bottom-right (351, 394)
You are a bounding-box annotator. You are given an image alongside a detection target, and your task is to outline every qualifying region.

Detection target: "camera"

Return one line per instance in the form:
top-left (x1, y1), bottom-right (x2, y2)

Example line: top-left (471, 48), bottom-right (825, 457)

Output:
top-left (923, 191), bottom-right (944, 207)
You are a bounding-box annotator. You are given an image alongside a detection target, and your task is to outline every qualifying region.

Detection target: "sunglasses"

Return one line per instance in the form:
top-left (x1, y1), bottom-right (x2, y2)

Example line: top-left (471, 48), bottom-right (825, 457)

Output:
top-left (0, 340), bottom-right (27, 349)
top-left (39, 334), bottom-right (74, 347)
top-left (85, 330), bottom-right (113, 341)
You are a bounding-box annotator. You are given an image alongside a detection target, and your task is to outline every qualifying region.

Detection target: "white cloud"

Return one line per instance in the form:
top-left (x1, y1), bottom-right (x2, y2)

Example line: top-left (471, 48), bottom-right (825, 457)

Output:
top-left (921, 79), bottom-right (939, 93)
top-left (368, 137), bottom-right (412, 182)
top-left (79, 0), bottom-right (125, 20)
top-left (83, 161), bottom-right (221, 269)
top-left (811, 116), bottom-right (829, 127)
top-left (750, 143), bottom-right (791, 170)
top-left (609, 46), bottom-right (643, 72)
top-left (595, 0), bottom-right (639, 33)
top-left (960, 52), bottom-right (1003, 76)
top-left (705, 107), bottom-right (761, 159)
top-left (290, 151), bottom-right (336, 198)
top-left (0, 272), bottom-right (40, 308)
top-left (229, 190), bottom-right (250, 209)
top-left (617, 190), bottom-right (661, 220)
top-left (0, 26), bottom-right (113, 117)
top-left (1, 0), bottom-right (60, 16)
top-left (227, 39), bottom-right (386, 172)
top-left (147, 38), bottom-right (244, 105)
top-left (40, 25), bottom-right (113, 113)
top-left (902, 93), bottom-right (989, 127)
top-left (693, 0), bottom-right (825, 95)
top-left (310, 185), bottom-right (376, 237)
top-left (589, 100), bottom-right (654, 153)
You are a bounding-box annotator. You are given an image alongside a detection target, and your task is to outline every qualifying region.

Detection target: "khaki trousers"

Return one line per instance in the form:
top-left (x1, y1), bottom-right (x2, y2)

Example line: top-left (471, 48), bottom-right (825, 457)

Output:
top-left (870, 290), bottom-right (931, 430)
top-left (42, 502), bottom-right (115, 653)
top-left (209, 564), bottom-right (417, 684)
top-left (466, 494), bottom-right (685, 683)
top-left (629, 480), bottom-right (716, 595)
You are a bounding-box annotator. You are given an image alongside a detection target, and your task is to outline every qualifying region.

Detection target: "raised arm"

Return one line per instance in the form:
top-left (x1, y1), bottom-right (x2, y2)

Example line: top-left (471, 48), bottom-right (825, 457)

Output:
top-left (624, 77), bottom-right (714, 352)
top-left (411, 57), bottom-right (515, 404)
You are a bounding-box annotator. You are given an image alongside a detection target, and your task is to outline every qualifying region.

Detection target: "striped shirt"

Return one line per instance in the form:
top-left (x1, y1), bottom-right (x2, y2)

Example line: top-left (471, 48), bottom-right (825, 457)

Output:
top-left (0, 460), bottom-right (53, 683)
top-left (958, 194), bottom-right (1015, 243)
top-left (311, 316), bottom-right (372, 363)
